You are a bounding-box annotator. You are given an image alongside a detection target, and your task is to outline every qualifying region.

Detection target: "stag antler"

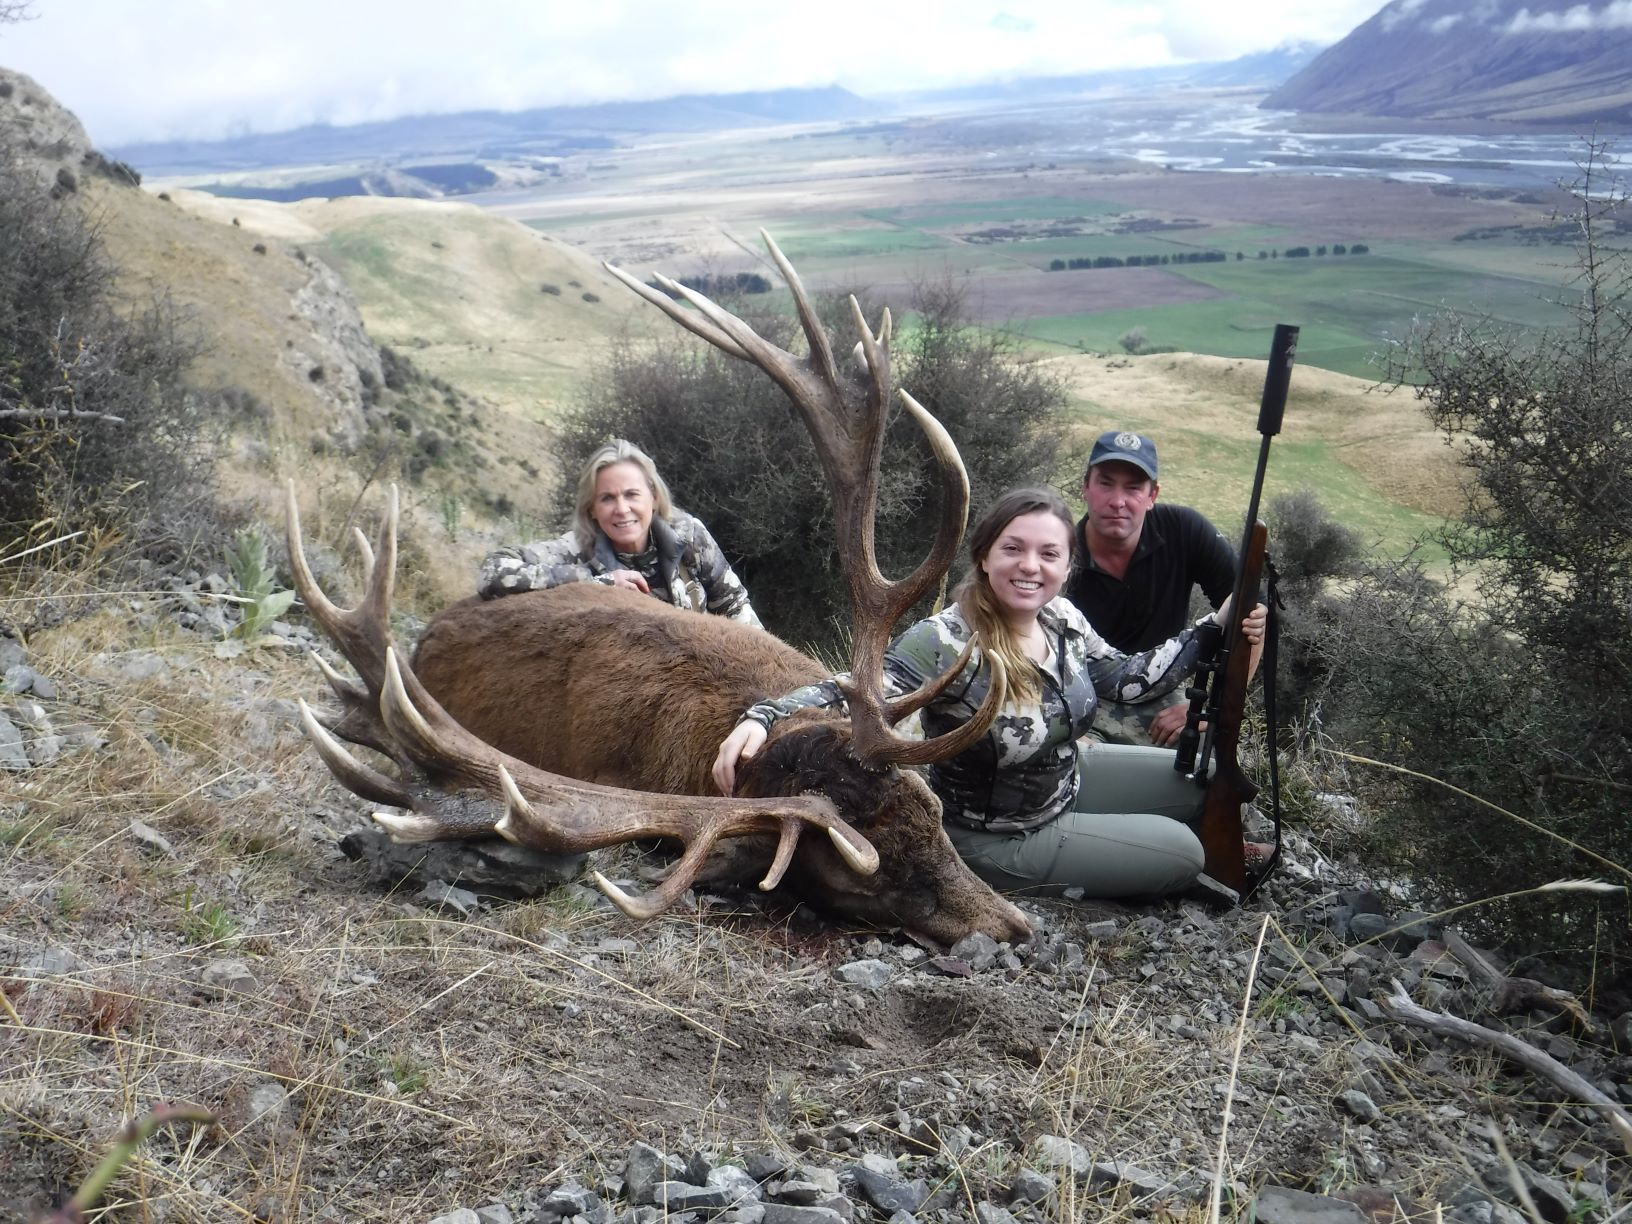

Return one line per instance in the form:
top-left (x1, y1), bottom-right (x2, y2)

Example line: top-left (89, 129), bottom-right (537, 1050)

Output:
top-left (604, 231), bottom-right (1002, 767)
top-left (287, 483), bottom-right (879, 917)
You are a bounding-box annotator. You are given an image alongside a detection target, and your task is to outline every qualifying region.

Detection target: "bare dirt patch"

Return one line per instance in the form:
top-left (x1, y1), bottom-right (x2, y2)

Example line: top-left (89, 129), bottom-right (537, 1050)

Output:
top-left (866, 267), bottom-right (1230, 323)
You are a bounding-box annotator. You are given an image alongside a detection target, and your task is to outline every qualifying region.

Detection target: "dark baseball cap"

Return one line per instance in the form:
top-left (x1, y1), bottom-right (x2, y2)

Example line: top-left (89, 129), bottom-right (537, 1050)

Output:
top-left (1087, 430), bottom-right (1158, 481)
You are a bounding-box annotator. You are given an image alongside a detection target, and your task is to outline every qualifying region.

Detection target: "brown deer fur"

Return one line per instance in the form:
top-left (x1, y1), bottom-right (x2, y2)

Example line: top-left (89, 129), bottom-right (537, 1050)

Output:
top-left (412, 583), bottom-right (1031, 944)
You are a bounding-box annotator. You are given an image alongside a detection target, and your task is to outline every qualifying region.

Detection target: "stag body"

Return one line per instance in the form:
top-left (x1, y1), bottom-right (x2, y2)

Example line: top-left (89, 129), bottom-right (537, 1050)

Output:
top-left (413, 583), bottom-right (1029, 942)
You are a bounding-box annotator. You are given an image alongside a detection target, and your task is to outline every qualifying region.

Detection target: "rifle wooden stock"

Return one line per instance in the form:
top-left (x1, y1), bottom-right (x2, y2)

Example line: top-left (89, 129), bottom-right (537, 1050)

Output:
top-left (1197, 520), bottom-right (1267, 893)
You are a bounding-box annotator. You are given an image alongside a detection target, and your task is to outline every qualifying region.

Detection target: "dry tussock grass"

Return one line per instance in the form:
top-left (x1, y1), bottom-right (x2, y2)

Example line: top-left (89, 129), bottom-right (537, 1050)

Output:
top-left (3, 559), bottom-right (1627, 1220)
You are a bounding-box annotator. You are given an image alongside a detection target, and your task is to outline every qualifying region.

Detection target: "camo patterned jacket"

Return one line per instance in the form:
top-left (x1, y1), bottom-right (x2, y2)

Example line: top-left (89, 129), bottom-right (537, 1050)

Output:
top-left (476, 510), bottom-right (760, 626)
top-left (741, 597), bottom-right (1208, 832)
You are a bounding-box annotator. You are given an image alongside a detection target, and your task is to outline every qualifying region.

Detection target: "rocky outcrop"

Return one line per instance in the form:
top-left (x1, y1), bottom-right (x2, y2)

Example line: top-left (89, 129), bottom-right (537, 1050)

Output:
top-left (0, 65), bottom-right (139, 191)
top-left (286, 251), bottom-right (385, 450)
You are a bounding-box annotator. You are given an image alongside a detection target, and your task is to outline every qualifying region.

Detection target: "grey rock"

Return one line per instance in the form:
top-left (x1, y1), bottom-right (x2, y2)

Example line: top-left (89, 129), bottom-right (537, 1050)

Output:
top-left (685, 1151), bottom-right (716, 1185)
top-left (201, 958), bottom-right (260, 997)
top-left (761, 1208), bottom-right (845, 1224)
top-left (0, 637), bottom-right (24, 672)
top-left (129, 819), bottom-right (175, 856)
top-left (746, 1154), bottom-right (791, 1182)
top-left (1520, 1165), bottom-right (1582, 1220)
top-left (244, 1082), bottom-right (288, 1130)
top-left (21, 946), bottom-right (79, 976)
top-left (475, 1207), bottom-right (514, 1224)
top-left (1347, 912), bottom-right (1417, 951)
top-left (540, 1183), bottom-right (599, 1216)
top-left (777, 1166), bottom-right (840, 1205)
top-left (341, 827), bottom-right (585, 898)
top-left (721, 1205), bottom-right (765, 1224)
top-left (0, 713), bottom-right (28, 770)
top-left (655, 1182), bottom-right (732, 1211)
top-left (624, 1141), bottom-right (686, 1205)
top-left (848, 1153), bottom-right (927, 1213)
top-left (1082, 920), bottom-right (1120, 940)
top-left (1253, 1186), bottom-right (1370, 1224)
top-left (975, 1206), bottom-right (1019, 1224)
top-left (949, 932), bottom-right (999, 970)
top-left (1008, 1168), bottom-right (1055, 1206)
top-left (1087, 1161), bottom-right (1190, 1200)
top-left (834, 959), bottom-right (892, 989)
top-left (115, 652), bottom-right (171, 683)
top-left (4, 664), bottom-right (54, 698)
top-left (614, 1209), bottom-right (662, 1224)
top-left (428, 1212), bottom-right (481, 1224)
top-left (927, 956), bottom-right (973, 977)
top-left (708, 1166), bottom-right (762, 1202)
top-left (1337, 1089), bottom-right (1381, 1122)
top-left (1030, 1134), bottom-right (1089, 1179)
top-left (418, 881), bottom-right (480, 916)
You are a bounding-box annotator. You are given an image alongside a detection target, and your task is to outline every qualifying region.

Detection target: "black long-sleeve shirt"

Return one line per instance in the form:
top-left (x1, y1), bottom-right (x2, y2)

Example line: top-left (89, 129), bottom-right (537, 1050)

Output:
top-left (1063, 504), bottom-right (1236, 653)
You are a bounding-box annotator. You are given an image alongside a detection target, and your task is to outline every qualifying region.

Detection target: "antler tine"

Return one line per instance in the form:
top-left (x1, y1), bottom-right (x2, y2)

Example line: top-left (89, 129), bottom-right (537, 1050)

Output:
top-left (608, 236), bottom-right (991, 772)
top-left (760, 228), bottom-right (840, 390)
top-left (297, 699), bottom-right (411, 808)
top-left (351, 526), bottom-right (375, 580)
top-left (601, 262), bottom-right (752, 360)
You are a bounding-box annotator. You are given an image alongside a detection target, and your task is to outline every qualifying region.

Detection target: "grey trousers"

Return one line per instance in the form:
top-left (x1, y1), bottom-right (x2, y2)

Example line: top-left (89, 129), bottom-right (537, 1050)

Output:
top-left (946, 743), bottom-right (1206, 899)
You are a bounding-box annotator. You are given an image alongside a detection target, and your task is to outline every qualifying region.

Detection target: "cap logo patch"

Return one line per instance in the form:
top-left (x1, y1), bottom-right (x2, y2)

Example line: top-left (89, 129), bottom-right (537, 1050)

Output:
top-left (1115, 432), bottom-right (1142, 450)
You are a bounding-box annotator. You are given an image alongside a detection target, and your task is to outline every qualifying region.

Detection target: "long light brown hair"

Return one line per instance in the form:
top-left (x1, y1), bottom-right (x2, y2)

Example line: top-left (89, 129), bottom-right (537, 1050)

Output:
top-left (571, 438), bottom-right (676, 552)
top-left (953, 486), bottom-right (1074, 708)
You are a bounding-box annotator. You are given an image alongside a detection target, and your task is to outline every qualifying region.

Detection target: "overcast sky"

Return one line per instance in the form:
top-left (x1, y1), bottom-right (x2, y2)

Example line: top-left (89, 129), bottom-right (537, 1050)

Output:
top-left (0, 0), bottom-right (1384, 147)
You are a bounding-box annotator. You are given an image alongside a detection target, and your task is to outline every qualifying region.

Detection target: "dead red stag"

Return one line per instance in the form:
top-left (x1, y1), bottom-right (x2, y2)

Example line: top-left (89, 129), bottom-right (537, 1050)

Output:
top-left (288, 232), bottom-right (1031, 944)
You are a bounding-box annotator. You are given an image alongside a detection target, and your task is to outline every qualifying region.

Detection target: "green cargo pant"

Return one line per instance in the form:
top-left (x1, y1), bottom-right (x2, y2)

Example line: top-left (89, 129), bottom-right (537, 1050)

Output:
top-left (945, 742), bottom-right (1206, 899)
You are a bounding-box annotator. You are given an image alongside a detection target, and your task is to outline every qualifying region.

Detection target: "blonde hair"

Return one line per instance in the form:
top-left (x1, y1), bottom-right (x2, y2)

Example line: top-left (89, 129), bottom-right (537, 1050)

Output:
top-left (572, 438), bottom-right (675, 552)
top-left (953, 486), bottom-right (1075, 708)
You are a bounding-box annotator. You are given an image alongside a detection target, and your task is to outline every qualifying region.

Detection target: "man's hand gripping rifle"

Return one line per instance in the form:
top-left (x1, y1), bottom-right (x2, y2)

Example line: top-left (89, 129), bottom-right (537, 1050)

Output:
top-left (1173, 323), bottom-right (1297, 898)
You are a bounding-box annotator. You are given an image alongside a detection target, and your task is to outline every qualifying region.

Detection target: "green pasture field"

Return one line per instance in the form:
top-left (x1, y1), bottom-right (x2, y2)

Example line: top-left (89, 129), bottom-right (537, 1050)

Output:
top-left (1004, 252), bottom-right (1569, 378)
top-left (769, 225), bottom-right (955, 261)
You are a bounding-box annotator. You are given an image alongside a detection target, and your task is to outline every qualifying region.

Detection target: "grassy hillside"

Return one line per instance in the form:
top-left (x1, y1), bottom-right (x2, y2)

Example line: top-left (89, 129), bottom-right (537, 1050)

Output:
top-left (168, 190), bottom-right (650, 421)
top-left (89, 182), bottom-right (602, 606)
top-left (1054, 351), bottom-right (1454, 561)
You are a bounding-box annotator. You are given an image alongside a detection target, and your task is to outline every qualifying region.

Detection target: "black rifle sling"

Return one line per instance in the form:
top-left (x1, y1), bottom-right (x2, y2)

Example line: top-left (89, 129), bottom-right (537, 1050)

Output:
top-left (1241, 556), bottom-right (1284, 901)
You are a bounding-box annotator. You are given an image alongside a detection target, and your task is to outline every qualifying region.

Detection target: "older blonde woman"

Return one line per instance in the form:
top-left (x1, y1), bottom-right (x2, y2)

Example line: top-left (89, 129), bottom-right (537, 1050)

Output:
top-left (478, 439), bottom-right (760, 625)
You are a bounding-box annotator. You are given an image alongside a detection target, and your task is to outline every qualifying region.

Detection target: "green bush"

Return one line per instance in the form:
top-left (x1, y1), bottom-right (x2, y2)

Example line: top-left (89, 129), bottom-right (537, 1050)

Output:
top-left (1307, 147), bottom-right (1632, 986)
top-left (552, 278), bottom-right (1068, 651)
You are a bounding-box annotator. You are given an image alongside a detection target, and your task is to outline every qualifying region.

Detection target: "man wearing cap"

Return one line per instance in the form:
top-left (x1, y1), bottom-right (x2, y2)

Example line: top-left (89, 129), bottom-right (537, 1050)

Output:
top-left (1065, 430), bottom-right (1258, 747)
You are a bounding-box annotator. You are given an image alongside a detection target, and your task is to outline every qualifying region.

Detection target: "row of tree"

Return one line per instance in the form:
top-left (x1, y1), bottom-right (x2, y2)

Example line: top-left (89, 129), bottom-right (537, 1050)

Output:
top-left (1047, 243), bottom-right (1370, 271)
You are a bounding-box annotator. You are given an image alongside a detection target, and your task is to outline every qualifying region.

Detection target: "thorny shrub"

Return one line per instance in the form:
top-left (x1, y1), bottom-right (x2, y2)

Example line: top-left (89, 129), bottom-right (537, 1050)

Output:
top-left (0, 140), bottom-right (226, 565)
top-left (1300, 144), bottom-right (1632, 991)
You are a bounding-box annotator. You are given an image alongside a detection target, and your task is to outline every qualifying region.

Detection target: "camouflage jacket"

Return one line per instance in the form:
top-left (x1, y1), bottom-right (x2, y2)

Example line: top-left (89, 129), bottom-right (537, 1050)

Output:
top-left (476, 510), bottom-right (760, 626)
top-left (742, 598), bottom-right (1206, 832)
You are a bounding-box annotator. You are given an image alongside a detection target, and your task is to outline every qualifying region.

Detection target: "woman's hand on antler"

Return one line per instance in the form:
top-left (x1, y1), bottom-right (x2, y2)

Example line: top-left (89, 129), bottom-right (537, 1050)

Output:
top-left (713, 719), bottom-right (768, 796)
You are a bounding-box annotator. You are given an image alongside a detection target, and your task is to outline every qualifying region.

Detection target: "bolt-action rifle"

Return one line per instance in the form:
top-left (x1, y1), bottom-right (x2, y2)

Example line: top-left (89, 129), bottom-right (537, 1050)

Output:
top-left (1173, 323), bottom-right (1297, 898)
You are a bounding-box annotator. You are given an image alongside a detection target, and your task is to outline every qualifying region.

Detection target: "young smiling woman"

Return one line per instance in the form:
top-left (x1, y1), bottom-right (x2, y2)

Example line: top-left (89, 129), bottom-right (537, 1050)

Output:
top-left (713, 486), bottom-right (1261, 901)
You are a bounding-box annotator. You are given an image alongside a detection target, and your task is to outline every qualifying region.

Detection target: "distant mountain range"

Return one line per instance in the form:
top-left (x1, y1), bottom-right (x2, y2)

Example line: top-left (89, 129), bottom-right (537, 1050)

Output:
top-left (1264, 0), bottom-right (1632, 123)
top-left (891, 42), bottom-right (1325, 106)
top-left (110, 86), bottom-right (877, 175)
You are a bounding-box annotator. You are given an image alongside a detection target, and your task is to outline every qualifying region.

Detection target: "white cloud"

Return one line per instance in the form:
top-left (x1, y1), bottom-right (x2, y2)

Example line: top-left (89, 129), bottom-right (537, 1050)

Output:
top-left (1379, 0), bottom-right (1429, 32)
top-left (1506, 0), bottom-right (1632, 29)
top-left (0, 0), bottom-right (1384, 146)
